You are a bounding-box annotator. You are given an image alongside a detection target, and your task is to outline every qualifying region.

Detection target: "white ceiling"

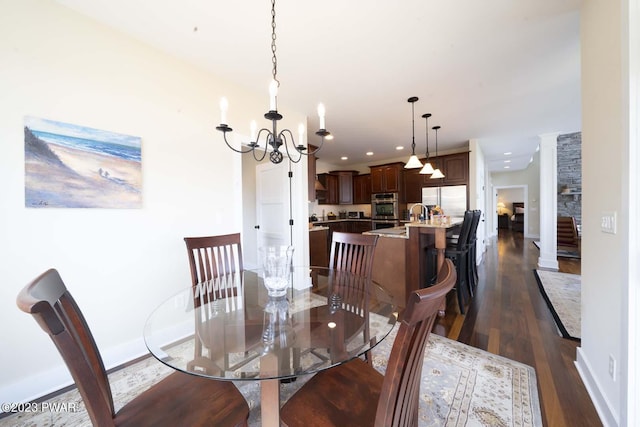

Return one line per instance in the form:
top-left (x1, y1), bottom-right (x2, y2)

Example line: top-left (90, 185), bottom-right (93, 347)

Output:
top-left (55, 0), bottom-right (581, 172)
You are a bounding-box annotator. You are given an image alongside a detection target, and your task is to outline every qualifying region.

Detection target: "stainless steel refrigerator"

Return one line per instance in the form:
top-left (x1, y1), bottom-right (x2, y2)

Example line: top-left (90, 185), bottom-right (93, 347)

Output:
top-left (422, 185), bottom-right (468, 218)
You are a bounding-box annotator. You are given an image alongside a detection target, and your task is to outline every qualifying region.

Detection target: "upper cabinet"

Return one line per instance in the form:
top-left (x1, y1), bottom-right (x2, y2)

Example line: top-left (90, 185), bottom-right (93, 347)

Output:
top-left (353, 174), bottom-right (371, 204)
top-left (317, 171), bottom-right (359, 205)
top-left (403, 152), bottom-right (470, 200)
top-left (317, 173), bottom-right (339, 204)
top-left (370, 163), bottom-right (404, 194)
top-left (308, 144), bottom-right (318, 201)
top-left (422, 152), bottom-right (469, 187)
top-left (403, 168), bottom-right (424, 203)
top-left (331, 170), bottom-right (359, 205)
top-left (441, 152), bottom-right (469, 185)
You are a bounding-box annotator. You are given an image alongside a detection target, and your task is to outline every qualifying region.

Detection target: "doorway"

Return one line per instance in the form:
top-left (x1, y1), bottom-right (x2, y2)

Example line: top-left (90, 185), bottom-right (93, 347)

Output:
top-left (493, 186), bottom-right (527, 238)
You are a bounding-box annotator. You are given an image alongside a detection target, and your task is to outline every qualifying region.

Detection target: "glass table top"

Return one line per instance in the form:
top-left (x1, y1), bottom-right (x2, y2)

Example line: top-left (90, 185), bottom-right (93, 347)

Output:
top-left (144, 266), bottom-right (397, 381)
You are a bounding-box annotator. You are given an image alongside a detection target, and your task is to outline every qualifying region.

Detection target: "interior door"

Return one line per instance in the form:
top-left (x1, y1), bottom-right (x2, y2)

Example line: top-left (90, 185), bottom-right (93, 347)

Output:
top-left (256, 161), bottom-right (290, 261)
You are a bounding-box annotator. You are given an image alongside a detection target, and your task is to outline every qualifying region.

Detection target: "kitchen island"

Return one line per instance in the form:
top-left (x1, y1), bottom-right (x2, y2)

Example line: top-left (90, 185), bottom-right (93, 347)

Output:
top-left (365, 218), bottom-right (463, 309)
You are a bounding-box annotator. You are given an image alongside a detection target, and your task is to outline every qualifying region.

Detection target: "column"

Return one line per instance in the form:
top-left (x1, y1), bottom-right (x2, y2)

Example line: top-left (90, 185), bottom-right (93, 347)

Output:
top-left (537, 133), bottom-right (559, 270)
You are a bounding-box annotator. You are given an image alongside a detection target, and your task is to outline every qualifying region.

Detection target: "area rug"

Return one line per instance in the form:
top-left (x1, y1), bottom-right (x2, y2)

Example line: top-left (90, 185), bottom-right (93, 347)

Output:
top-left (533, 269), bottom-right (581, 340)
top-left (533, 241), bottom-right (580, 259)
top-left (1, 329), bottom-right (542, 427)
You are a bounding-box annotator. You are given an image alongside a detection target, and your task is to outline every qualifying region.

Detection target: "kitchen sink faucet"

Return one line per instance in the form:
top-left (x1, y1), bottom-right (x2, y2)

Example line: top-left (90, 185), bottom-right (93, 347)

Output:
top-left (409, 203), bottom-right (429, 222)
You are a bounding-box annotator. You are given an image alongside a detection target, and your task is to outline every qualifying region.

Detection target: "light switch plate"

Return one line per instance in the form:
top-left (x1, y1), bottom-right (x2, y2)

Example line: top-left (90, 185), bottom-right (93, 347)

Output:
top-left (601, 211), bottom-right (617, 234)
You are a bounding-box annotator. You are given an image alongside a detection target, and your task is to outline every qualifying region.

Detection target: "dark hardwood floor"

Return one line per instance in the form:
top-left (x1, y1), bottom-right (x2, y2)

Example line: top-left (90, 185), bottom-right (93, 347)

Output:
top-left (433, 229), bottom-right (600, 427)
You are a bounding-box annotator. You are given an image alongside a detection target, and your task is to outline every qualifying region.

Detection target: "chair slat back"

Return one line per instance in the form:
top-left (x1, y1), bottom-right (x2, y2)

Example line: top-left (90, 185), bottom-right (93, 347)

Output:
top-left (329, 232), bottom-right (379, 308)
top-left (456, 210), bottom-right (475, 250)
top-left (184, 233), bottom-right (243, 304)
top-left (375, 259), bottom-right (456, 427)
top-left (16, 269), bottom-right (116, 426)
top-left (468, 210), bottom-right (481, 243)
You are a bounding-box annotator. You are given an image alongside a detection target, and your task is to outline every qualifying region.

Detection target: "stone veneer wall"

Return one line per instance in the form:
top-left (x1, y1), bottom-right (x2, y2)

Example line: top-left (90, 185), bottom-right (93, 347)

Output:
top-left (557, 132), bottom-right (582, 225)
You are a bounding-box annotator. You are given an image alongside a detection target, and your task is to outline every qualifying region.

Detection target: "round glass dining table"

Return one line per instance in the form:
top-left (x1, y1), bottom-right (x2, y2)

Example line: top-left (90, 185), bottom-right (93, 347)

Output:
top-left (144, 266), bottom-right (398, 427)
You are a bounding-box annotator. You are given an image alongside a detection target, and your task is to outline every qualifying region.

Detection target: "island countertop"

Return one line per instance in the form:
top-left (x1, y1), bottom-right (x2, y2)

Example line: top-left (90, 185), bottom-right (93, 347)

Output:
top-left (364, 217), bottom-right (464, 239)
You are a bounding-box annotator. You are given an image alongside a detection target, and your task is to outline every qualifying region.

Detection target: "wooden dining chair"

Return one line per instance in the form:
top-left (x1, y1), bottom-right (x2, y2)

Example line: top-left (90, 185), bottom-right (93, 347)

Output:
top-left (328, 231), bottom-right (379, 363)
top-left (184, 233), bottom-right (244, 288)
top-left (16, 268), bottom-right (250, 427)
top-left (280, 259), bottom-right (456, 427)
top-left (184, 233), bottom-right (259, 375)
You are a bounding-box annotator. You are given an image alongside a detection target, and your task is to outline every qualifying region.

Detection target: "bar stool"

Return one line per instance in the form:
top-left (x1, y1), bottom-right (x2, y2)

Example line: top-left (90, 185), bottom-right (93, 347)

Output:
top-left (427, 210), bottom-right (474, 314)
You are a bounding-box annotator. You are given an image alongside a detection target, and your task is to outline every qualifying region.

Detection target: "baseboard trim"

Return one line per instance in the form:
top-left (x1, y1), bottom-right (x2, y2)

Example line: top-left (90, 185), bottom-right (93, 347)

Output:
top-left (0, 337), bottom-right (148, 416)
top-left (575, 347), bottom-right (619, 427)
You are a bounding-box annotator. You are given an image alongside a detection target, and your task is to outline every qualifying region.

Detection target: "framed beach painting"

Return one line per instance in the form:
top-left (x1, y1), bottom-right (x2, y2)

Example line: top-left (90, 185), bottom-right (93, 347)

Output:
top-left (24, 116), bottom-right (142, 208)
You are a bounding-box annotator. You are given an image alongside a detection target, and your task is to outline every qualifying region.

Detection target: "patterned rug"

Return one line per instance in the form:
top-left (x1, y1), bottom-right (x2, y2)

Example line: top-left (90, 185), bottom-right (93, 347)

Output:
top-left (1, 329), bottom-right (542, 427)
top-left (533, 269), bottom-right (581, 340)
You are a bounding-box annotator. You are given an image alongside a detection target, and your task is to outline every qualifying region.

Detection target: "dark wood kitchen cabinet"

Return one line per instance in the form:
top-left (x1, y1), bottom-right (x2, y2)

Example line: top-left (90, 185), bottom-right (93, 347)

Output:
top-left (330, 170), bottom-right (359, 205)
top-left (442, 152), bottom-right (469, 185)
top-left (309, 228), bottom-right (328, 267)
top-left (422, 152), bottom-right (469, 187)
top-left (317, 173), bottom-right (339, 205)
top-left (307, 144), bottom-right (318, 201)
top-left (353, 174), bottom-right (371, 204)
top-left (403, 168), bottom-right (424, 203)
top-left (370, 163), bottom-right (403, 194)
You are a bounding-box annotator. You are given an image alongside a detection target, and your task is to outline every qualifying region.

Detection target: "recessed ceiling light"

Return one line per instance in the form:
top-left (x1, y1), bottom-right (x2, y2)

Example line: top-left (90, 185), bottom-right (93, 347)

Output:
top-left (503, 152), bottom-right (512, 156)
top-left (396, 146), bottom-right (404, 150)
top-left (366, 152), bottom-right (374, 156)
top-left (504, 160), bottom-right (511, 163)
top-left (326, 134), bottom-right (334, 140)
top-left (341, 156), bottom-right (348, 160)
top-left (504, 166), bottom-right (510, 169)
top-left (530, 156), bottom-right (534, 163)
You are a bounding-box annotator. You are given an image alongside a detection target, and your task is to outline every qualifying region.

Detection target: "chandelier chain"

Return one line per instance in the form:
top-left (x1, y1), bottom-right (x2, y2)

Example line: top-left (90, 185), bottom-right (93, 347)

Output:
top-left (271, 0), bottom-right (279, 87)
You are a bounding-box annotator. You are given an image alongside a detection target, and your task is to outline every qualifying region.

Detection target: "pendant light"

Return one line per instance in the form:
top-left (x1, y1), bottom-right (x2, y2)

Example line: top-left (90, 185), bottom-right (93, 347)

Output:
top-left (404, 97), bottom-right (423, 169)
top-left (419, 113), bottom-right (435, 174)
top-left (430, 125), bottom-right (445, 179)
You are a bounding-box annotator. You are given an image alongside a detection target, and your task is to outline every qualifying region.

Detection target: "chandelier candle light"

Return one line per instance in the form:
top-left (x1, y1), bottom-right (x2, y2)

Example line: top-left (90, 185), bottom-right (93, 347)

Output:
top-left (216, 0), bottom-right (331, 164)
top-left (404, 96), bottom-right (423, 169)
top-left (419, 113), bottom-right (435, 174)
top-left (430, 125), bottom-right (445, 179)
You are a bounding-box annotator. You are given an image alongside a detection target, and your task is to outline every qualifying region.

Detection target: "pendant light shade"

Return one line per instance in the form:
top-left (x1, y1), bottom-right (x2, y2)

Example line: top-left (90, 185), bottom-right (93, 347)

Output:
top-left (430, 125), bottom-right (445, 179)
top-left (404, 97), bottom-right (423, 169)
top-left (430, 168), bottom-right (445, 179)
top-left (419, 113), bottom-right (434, 175)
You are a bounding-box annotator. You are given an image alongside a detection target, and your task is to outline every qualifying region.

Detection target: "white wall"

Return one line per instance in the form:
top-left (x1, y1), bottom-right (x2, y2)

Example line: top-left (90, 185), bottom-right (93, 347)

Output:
top-left (0, 0), bottom-right (306, 405)
top-left (577, 1), bottom-right (631, 425)
top-left (468, 140), bottom-right (488, 262)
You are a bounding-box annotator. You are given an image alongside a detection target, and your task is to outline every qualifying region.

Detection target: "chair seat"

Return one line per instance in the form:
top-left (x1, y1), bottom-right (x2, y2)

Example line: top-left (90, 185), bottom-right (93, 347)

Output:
top-left (115, 371), bottom-right (249, 427)
top-left (281, 260), bottom-right (456, 427)
top-left (280, 358), bottom-right (382, 427)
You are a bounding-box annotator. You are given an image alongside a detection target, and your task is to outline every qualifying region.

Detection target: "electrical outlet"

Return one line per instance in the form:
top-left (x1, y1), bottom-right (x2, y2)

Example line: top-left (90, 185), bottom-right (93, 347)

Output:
top-left (609, 354), bottom-right (616, 380)
top-left (601, 211), bottom-right (617, 234)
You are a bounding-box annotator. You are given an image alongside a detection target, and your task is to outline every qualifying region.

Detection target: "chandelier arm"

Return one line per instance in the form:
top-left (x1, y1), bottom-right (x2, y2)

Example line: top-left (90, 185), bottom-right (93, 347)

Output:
top-left (220, 131), bottom-right (256, 154)
top-left (250, 128), bottom-right (272, 162)
top-left (306, 136), bottom-right (325, 156)
top-left (279, 130), bottom-right (303, 163)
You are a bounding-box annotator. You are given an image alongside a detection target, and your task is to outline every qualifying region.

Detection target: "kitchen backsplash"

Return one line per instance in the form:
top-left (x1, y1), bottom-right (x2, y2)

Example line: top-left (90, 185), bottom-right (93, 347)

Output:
top-left (308, 202), bottom-right (371, 221)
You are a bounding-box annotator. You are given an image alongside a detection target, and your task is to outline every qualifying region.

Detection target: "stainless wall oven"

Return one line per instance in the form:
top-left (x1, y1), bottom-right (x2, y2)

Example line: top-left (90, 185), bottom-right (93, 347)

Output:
top-left (371, 193), bottom-right (399, 220)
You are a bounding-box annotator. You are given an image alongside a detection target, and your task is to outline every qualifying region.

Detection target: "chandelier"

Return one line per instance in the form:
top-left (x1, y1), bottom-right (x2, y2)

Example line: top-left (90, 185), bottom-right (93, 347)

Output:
top-left (216, 0), bottom-right (331, 164)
